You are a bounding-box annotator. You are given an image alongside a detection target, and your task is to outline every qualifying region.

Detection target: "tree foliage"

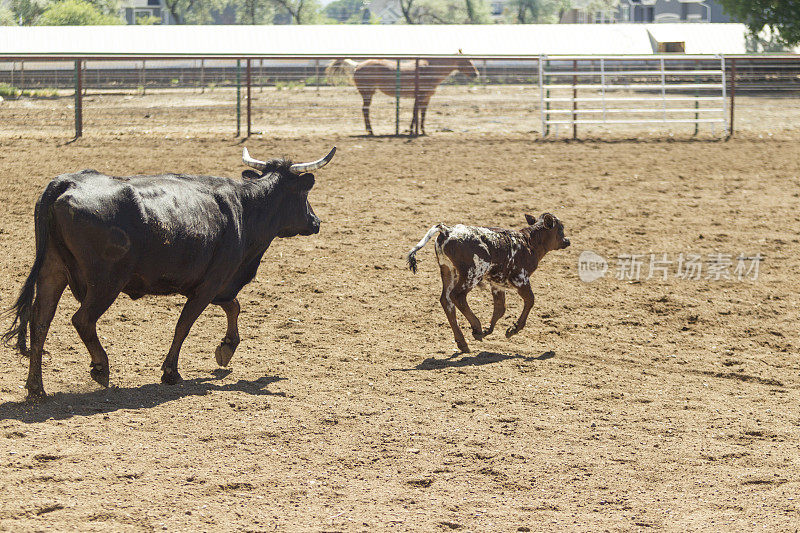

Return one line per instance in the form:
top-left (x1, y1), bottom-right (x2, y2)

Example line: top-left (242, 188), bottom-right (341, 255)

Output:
top-left (36, 0), bottom-right (123, 24)
top-left (717, 0), bottom-right (800, 46)
top-left (323, 0), bottom-right (367, 23)
top-left (503, 0), bottom-right (570, 23)
top-left (0, 6), bottom-right (16, 24)
top-left (399, 0), bottom-right (491, 24)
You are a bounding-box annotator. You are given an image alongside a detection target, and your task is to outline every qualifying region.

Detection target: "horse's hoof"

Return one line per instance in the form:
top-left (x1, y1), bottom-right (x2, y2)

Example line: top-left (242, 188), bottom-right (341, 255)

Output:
top-left (161, 370), bottom-right (182, 385)
top-left (215, 342), bottom-right (235, 367)
top-left (90, 365), bottom-right (110, 388)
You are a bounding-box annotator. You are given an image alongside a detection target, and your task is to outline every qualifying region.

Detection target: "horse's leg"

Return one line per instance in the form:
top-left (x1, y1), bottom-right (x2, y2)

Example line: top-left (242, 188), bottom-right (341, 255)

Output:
top-left (360, 90), bottom-right (374, 135)
top-left (419, 93), bottom-right (432, 136)
top-left (410, 97), bottom-right (419, 137)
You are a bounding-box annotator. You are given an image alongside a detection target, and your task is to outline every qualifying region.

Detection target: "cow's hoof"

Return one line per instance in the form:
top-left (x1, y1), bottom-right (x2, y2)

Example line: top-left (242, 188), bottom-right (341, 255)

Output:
top-left (505, 325), bottom-right (520, 338)
top-left (215, 342), bottom-right (235, 367)
top-left (90, 365), bottom-right (110, 388)
top-left (161, 369), bottom-right (183, 385)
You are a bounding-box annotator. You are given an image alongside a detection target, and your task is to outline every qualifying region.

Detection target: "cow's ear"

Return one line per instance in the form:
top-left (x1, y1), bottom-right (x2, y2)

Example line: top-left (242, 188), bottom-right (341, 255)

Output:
top-left (242, 170), bottom-right (261, 180)
top-left (525, 214), bottom-right (537, 226)
top-left (542, 213), bottom-right (555, 229)
top-left (291, 172), bottom-right (315, 192)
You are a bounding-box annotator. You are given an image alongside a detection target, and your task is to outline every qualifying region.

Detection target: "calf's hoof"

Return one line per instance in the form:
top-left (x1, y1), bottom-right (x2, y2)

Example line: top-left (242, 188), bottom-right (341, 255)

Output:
top-left (471, 328), bottom-right (484, 341)
top-left (482, 327), bottom-right (494, 337)
top-left (215, 342), bottom-right (236, 367)
top-left (456, 342), bottom-right (471, 354)
top-left (160, 368), bottom-right (183, 385)
top-left (90, 364), bottom-right (110, 388)
top-left (505, 324), bottom-right (521, 338)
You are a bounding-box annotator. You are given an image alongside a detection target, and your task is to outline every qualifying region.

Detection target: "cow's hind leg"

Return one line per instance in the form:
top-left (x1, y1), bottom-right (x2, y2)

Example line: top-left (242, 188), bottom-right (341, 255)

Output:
top-left (214, 298), bottom-right (240, 367)
top-left (506, 282), bottom-right (535, 338)
top-left (71, 280), bottom-right (125, 388)
top-left (161, 294), bottom-right (214, 384)
top-left (26, 257), bottom-right (68, 399)
top-left (439, 266), bottom-right (470, 353)
top-left (451, 289), bottom-right (484, 341)
top-left (483, 287), bottom-right (506, 337)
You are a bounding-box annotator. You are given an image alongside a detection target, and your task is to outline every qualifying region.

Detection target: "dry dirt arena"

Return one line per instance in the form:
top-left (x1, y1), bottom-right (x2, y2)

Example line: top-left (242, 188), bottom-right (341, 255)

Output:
top-left (0, 113), bottom-right (799, 531)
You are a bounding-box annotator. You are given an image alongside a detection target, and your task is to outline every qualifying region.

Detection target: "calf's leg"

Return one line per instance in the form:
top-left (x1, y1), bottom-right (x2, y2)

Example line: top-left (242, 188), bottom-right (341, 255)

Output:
top-left (451, 289), bottom-right (484, 341)
top-left (483, 288), bottom-right (506, 337)
top-left (359, 90), bottom-right (375, 135)
top-left (215, 298), bottom-right (240, 367)
top-left (438, 267), bottom-right (470, 353)
top-left (506, 283), bottom-right (535, 338)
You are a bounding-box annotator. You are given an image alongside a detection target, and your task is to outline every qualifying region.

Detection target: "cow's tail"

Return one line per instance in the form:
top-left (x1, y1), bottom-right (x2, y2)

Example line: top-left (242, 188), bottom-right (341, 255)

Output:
top-left (407, 224), bottom-right (448, 274)
top-left (325, 59), bottom-right (358, 85)
top-left (2, 180), bottom-right (66, 356)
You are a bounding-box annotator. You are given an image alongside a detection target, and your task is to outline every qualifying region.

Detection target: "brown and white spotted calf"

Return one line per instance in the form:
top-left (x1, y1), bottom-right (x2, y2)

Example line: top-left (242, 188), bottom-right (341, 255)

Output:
top-left (407, 213), bottom-right (570, 353)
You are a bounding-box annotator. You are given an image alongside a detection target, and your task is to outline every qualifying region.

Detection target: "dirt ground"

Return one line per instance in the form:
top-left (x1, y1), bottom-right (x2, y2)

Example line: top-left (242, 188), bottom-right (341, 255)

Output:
top-left (0, 98), bottom-right (799, 532)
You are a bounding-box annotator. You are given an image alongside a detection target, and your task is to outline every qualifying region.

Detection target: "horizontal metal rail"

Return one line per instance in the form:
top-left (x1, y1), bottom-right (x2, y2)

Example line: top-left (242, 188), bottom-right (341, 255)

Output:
top-left (543, 83), bottom-right (723, 90)
top-left (542, 70), bottom-right (723, 76)
top-left (544, 107), bottom-right (724, 114)
top-left (543, 96), bottom-right (724, 102)
top-left (547, 118), bottom-right (725, 125)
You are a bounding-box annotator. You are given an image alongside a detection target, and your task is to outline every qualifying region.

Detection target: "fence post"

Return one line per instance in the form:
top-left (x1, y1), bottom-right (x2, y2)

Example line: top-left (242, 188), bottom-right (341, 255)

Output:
top-left (729, 58), bottom-right (736, 138)
top-left (246, 59), bottom-right (252, 137)
top-left (572, 59), bottom-right (577, 140)
top-left (74, 60), bottom-right (83, 139)
top-left (413, 58), bottom-right (420, 136)
top-left (395, 59), bottom-right (401, 136)
top-left (236, 59), bottom-right (241, 137)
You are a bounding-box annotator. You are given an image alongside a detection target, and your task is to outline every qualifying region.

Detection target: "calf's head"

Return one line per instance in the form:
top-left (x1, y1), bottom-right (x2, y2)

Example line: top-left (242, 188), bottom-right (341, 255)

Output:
top-left (243, 147), bottom-right (336, 238)
top-left (525, 212), bottom-right (570, 251)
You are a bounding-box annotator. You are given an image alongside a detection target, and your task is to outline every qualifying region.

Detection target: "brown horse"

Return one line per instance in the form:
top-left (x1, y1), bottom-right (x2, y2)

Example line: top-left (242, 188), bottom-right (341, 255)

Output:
top-left (326, 58), bottom-right (479, 136)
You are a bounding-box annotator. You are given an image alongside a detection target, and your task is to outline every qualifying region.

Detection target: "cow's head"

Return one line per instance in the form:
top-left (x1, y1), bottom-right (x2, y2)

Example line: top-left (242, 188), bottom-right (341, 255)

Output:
top-left (243, 147), bottom-right (336, 238)
top-left (525, 213), bottom-right (570, 251)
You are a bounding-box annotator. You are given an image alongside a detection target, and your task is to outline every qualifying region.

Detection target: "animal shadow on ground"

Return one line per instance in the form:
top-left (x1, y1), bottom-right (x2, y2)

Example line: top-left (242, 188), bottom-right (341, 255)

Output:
top-left (0, 370), bottom-right (285, 424)
top-left (395, 350), bottom-right (555, 372)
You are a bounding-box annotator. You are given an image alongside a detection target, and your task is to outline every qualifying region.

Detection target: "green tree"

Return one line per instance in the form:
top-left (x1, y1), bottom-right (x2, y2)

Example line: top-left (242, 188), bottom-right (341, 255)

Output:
top-left (11, 0), bottom-right (49, 25)
top-left (36, 0), bottom-right (123, 24)
top-left (503, 0), bottom-right (569, 23)
top-left (399, 0), bottom-right (490, 23)
top-left (718, 0), bottom-right (800, 46)
top-left (234, 0), bottom-right (277, 23)
top-left (323, 0), bottom-right (366, 22)
top-left (0, 5), bottom-right (16, 24)
top-left (269, 0), bottom-right (325, 24)
top-left (162, 0), bottom-right (216, 24)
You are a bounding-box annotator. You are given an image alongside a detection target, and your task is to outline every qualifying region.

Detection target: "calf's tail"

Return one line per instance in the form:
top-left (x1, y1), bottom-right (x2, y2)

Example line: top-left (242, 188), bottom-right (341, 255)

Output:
top-left (407, 224), bottom-right (447, 274)
top-left (2, 180), bottom-right (65, 355)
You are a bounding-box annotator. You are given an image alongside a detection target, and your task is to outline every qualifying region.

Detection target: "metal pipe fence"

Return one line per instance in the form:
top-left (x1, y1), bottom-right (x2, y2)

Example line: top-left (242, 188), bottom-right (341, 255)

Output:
top-left (1, 55), bottom-right (799, 139)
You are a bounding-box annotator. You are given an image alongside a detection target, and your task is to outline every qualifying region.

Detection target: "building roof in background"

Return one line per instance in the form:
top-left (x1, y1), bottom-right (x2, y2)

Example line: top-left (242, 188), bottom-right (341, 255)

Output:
top-left (0, 23), bottom-right (756, 57)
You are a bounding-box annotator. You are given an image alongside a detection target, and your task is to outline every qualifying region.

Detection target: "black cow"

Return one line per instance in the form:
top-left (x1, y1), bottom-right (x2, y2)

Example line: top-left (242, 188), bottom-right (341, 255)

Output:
top-left (2, 147), bottom-right (335, 398)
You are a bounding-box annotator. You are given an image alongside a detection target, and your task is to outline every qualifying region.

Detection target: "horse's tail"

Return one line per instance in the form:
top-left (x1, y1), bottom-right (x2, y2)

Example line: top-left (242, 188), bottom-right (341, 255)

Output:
top-left (325, 59), bottom-right (358, 85)
top-left (407, 224), bottom-right (448, 274)
top-left (2, 179), bottom-right (67, 355)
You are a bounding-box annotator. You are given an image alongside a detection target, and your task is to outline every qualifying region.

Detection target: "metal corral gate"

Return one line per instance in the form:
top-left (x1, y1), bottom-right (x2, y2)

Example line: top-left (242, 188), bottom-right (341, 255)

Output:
top-left (538, 55), bottom-right (727, 138)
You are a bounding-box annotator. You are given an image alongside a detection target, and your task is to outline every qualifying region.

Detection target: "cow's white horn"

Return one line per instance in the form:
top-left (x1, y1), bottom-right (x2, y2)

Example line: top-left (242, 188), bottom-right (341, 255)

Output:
top-left (289, 147), bottom-right (336, 174)
top-left (242, 147), bottom-right (268, 171)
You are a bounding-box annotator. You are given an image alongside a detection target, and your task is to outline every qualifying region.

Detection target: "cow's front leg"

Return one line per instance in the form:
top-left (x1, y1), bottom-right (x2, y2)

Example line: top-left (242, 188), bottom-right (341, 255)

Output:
top-left (483, 287), bottom-right (506, 337)
top-left (162, 295), bottom-right (213, 385)
top-left (506, 283), bottom-right (535, 338)
top-left (215, 299), bottom-right (240, 367)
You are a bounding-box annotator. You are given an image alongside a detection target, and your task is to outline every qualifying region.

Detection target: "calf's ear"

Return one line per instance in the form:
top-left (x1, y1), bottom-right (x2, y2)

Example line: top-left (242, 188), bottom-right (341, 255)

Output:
top-left (525, 214), bottom-right (537, 225)
top-left (542, 213), bottom-right (555, 229)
